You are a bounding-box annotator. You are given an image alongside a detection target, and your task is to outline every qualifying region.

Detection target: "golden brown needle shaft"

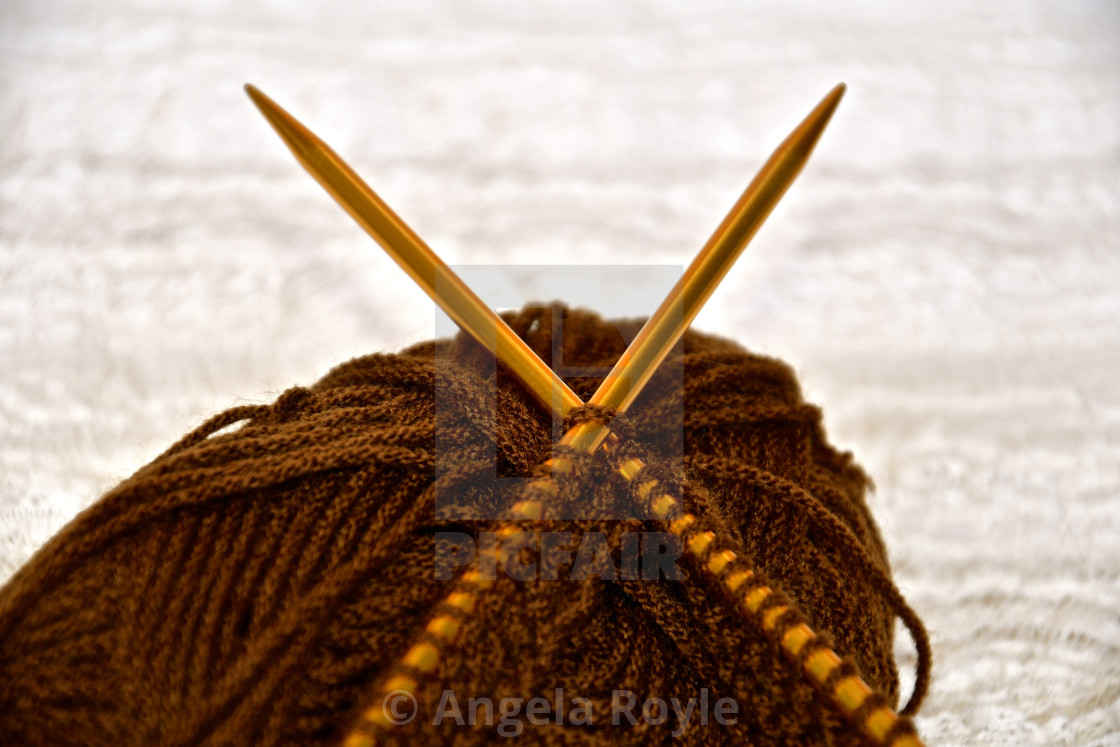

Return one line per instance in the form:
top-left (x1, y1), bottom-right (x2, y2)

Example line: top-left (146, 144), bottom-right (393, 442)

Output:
top-left (561, 84), bottom-right (846, 453)
top-left (246, 82), bottom-right (844, 466)
top-left (243, 84), bottom-right (582, 421)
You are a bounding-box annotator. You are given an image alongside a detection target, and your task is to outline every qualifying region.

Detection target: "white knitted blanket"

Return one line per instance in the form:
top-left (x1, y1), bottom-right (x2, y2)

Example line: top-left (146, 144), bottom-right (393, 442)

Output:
top-left (1, 2), bottom-right (1117, 744)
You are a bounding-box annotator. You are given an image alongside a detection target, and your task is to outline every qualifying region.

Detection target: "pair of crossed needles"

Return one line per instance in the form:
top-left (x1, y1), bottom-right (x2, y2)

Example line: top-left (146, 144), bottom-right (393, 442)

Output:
top-left (245, 83), bottom-right (928, 747)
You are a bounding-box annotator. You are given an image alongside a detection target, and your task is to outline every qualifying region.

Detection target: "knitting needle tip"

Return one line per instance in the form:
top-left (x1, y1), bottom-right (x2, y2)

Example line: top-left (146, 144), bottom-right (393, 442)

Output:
top-left (243, 83), bottom-right (318, 164)
top-left (785, 82), bottom-right (845, 157)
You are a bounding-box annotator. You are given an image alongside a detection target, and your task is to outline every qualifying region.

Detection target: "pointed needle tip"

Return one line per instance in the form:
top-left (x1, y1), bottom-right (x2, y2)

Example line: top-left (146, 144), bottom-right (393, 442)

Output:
top-left (243, 83), bottom-right (270, 112)
top-left (242, 83), bottom-right (318, 163)
top-left (818, 82), bottom-right (846, 117)
top-left (781, 83), bottom-right (846, 156)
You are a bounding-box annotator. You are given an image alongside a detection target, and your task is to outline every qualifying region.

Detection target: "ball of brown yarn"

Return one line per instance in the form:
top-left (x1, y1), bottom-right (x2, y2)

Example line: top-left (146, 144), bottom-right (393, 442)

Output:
top-left (0, 304), bottom-right (928, 746)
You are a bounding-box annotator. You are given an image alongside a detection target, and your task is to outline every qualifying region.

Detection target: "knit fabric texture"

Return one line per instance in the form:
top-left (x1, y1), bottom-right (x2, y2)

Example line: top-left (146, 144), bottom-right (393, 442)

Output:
top-left (0, 304), bottom-right (928, 746)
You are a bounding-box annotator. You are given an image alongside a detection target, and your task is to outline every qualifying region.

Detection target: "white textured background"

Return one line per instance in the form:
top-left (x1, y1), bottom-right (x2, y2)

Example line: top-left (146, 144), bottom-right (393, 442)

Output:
top-left (1, 1), bottom-right (1118, 744)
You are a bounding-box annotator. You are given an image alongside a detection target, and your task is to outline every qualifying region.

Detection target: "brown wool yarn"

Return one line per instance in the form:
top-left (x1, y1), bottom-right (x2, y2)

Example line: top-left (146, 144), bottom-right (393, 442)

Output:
top-left (0, 304), bottom-right (929, 746)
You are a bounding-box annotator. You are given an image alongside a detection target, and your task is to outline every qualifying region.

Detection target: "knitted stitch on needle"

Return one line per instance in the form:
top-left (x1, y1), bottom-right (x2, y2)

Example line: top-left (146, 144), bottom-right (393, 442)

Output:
top-left (0, 304), bottom-right (929, 746)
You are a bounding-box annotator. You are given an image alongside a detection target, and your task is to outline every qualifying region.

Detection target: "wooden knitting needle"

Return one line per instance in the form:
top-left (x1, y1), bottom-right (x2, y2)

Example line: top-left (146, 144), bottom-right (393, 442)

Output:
top-left (244, 84), bottom-right (582, 423)
top-left (561, 83), bottom-right (845, 453)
